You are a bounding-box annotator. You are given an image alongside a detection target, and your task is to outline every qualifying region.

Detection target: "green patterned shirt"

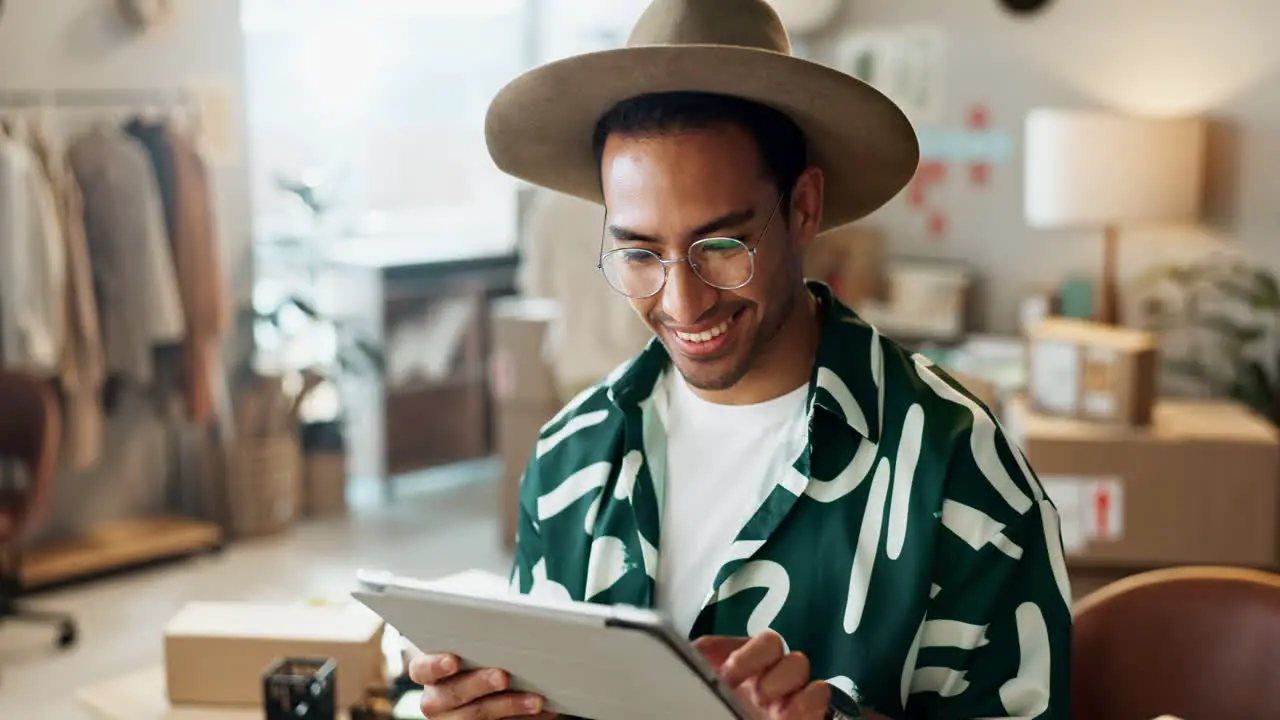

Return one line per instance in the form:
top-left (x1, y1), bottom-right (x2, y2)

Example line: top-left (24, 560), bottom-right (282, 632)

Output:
top-left (510, 282), bottom-right (1071, 719)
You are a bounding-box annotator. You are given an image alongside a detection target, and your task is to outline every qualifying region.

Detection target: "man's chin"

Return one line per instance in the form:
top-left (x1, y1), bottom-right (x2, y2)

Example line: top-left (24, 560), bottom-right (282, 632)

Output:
top-left (670, 354), bottom-right (751, 392)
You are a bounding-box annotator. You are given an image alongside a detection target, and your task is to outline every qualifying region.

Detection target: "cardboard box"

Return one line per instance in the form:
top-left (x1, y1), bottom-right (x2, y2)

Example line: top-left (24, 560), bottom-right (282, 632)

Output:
top-left (303, 451), bottom-right (348, 518)
top-left (164, 602), bottom-right (384, 709)
top-left (1007, 395), bottom-right (1280, 569)
top-left (498, 402), bottom-right (561, 548)
top-left (804, 224), bottom-right (884, 305)
top-left (1026, 317), bottom-right (1158, 426)
top-left (489, 297), bottom-right (561, 405)
top-left (489, 297), bottom-right (565, 547)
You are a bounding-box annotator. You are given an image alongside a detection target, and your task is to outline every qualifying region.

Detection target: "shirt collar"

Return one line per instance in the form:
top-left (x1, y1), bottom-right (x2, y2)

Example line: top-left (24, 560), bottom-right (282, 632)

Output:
top-left (607, 280), bottom-right (883, 444)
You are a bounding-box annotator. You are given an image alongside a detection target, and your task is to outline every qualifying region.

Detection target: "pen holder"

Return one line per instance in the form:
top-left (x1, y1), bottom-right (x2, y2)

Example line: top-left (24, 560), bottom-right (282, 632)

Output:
top-left (263, 656), bottom-right (338, 720)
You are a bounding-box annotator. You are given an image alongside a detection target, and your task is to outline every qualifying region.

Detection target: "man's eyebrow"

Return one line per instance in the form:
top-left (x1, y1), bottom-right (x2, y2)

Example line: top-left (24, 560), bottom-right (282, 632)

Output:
top-left (692, 208), bottom-right (755, 237)
top-left (607, 224), bottom-right (659, 244)
top-left (607, 207), bottom-right (757, 245)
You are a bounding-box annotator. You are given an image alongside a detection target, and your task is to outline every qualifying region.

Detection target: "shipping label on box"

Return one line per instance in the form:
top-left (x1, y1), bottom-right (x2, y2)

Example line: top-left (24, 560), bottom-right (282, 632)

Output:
top-left (1026, 317), bottom-right (1157, 426)
top-left (1011, 394), bottom-right (1280, 568)
top-left (1080, 345), bottom-right (1120, 418)
top-left (1040, 476), bottom-right (1124, 553)
top-left (1029, 340), bottom-right (1079, 416)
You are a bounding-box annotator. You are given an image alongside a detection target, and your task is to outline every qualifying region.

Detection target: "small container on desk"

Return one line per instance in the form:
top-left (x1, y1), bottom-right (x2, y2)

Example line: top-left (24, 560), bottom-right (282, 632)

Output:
top-left (264, 656), bottom-right (338, 719)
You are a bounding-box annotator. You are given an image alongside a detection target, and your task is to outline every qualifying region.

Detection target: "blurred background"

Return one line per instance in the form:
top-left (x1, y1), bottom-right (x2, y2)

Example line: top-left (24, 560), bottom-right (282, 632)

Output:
top-left (2, 0), bottom-right (1279, 717)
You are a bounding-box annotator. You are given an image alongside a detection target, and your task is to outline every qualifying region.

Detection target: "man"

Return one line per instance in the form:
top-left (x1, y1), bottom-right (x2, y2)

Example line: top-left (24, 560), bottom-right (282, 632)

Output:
top-left (410, 1), bottom-right (1072, 718)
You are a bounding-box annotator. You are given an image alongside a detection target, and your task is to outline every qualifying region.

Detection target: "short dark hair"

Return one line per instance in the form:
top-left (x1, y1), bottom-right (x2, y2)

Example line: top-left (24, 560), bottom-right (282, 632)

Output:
top-left (591, 91), bottom-right (809, 210)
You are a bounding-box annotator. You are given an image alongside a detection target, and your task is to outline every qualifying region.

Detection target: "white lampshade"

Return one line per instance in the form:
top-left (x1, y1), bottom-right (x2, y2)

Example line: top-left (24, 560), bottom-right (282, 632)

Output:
top-left (1024, 108), bottom-right (1206, 229)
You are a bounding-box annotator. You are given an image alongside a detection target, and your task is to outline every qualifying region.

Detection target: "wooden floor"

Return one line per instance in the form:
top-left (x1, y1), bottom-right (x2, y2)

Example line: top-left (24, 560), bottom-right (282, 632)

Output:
top-left (0, 462), bottom-right (509, 719)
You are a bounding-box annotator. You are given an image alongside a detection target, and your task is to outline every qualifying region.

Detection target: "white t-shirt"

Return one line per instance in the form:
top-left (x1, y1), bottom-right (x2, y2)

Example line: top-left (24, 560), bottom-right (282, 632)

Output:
top-left (655, 370), bottom-right (810, 637)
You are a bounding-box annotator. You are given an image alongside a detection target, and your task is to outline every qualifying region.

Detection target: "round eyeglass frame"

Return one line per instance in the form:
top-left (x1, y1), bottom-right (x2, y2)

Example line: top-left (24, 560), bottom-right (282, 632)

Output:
top-left (596, 195), bottom-right (784, 300)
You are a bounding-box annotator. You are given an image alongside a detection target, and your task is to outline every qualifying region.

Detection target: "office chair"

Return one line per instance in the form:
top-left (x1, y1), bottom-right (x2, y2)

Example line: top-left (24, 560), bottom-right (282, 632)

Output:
top-left (1072, 565), bottom-right (1280, 719)
top-left (0, 369), bottom-right (78, 663)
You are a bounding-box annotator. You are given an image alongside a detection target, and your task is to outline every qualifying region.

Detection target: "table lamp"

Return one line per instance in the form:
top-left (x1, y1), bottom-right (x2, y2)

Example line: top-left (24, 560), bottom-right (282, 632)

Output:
top-left (1024, 108), bottom-right (1205, 325)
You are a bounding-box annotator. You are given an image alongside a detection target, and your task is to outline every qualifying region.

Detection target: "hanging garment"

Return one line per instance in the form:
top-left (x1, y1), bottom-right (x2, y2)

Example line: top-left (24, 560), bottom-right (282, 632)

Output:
top-left (28, 124), bottom-right (107, 470)
top-left (519, 188), bottom-right (652, 400)
top-left (125, 119), bottom-right (229, 423)
top-left (67, 127), bottom-right (185, 389)
top-left (0, 130), bottom-right (66, 376)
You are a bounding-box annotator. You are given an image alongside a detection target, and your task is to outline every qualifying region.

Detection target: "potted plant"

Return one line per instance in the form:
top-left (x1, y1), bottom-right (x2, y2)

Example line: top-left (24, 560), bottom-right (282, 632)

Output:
top-left (1137, 252), bottom-right (1280, 426)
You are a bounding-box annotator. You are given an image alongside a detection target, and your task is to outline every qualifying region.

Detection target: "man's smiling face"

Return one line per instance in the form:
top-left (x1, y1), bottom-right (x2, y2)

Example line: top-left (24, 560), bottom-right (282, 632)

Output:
top-left (599, 125), bottom-right (800, 392)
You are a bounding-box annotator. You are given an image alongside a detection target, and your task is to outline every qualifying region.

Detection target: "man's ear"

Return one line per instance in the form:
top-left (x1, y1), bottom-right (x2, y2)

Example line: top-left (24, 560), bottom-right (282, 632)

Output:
top-left (790, 166), bottom-right (825, 248)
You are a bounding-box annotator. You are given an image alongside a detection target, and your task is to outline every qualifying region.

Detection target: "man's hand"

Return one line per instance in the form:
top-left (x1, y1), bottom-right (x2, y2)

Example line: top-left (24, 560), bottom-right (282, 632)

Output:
top-left (693, 633), bottom-right (831, 720)
top-left (407, 651), bottom-right (558, 719)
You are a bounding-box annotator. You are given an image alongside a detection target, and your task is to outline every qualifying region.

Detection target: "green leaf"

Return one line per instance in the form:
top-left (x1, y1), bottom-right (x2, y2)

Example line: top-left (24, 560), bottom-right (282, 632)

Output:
top-left (1163, 357), bottom-right (1209, 381)
top-left (354, 339), bottom-right (386, 373)
top-left (1199, 313), bottom-right (1265, 344)
top-left (1252, 269), bottom-right (1280, 309)
top-left (1215, 279), bottom-right (1257, 303)
top-left (285, 295), bottom-right (321, 319)
top-left (1230, 375), bottom-right (1271, 417)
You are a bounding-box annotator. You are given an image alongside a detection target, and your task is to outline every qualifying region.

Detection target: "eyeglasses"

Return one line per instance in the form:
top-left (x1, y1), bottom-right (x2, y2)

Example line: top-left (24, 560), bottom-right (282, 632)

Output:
top-left (597, 196), bottom-right (783, 299)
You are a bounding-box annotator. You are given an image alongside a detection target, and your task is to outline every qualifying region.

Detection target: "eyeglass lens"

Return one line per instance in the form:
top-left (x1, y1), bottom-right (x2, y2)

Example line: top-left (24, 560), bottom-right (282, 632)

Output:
top-left (600, 237), bottom-right (753, 299)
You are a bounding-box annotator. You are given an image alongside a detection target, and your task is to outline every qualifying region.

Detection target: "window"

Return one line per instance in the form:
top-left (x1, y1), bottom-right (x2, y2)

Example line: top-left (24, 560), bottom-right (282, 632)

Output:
top-left (242, 0), bottom-right (534, 253)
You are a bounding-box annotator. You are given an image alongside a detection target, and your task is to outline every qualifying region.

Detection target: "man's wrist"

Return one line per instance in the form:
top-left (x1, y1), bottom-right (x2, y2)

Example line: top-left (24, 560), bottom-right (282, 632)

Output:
top-left (826, 689), bottom-right (865, 719)
top-left (826, 700), bottom-right (862, 719)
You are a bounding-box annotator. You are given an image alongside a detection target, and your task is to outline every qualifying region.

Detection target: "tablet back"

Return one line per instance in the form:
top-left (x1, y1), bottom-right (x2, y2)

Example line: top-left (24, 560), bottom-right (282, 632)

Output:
top-left (352, 584), bottom-right (745, 720)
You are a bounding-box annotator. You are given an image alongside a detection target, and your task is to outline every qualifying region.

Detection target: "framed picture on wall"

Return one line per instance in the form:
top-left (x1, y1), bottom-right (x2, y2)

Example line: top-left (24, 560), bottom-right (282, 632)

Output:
top-left (832, 25), bottom-right (947, 126)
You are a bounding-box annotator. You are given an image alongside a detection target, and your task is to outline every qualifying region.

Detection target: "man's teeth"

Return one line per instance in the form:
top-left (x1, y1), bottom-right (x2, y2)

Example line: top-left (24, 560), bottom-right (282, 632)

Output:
top-left (675, 318), bottom-right (731, 343)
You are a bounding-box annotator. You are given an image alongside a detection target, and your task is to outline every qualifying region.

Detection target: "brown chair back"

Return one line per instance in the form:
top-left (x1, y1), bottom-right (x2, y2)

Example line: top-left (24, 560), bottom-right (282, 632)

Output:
top-left (1072, 566), bottom-right (1280, 720)
top-left (0, 370), bottom-right (61, 540)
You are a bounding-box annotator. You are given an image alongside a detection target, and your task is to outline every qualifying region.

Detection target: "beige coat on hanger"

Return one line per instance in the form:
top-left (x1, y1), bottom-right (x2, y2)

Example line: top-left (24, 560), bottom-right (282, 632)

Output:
top-left (29, 124), bottom-right (107, 470)
top-left (67, 127), bottom-right (185, 386)
top-left (0, 131), bottom-right (65, 377)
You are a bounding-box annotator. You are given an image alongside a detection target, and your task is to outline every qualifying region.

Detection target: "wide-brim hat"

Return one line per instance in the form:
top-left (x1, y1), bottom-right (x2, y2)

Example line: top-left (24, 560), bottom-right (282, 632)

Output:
top-left (485, 0), bottom-right (920, 231)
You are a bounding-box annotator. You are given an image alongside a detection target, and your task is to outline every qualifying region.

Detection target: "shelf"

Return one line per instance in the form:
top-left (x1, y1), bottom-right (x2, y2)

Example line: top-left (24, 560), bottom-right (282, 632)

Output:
top-left (20, 516), bottom-right (223, 589)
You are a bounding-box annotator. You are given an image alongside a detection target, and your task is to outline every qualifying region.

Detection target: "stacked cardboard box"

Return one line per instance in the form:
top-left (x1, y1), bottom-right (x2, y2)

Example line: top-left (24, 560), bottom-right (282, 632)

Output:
top-left (489, 298), bottom-right (565, 549)
top-left (1015, 317), bottom-right (1280, 597)
top-left (1008, 395), bottom-right (1280, 570)
top-left (1025, 317), bottom-right (1158, 426)
top-left (803, 224), bottom-right (884, 305)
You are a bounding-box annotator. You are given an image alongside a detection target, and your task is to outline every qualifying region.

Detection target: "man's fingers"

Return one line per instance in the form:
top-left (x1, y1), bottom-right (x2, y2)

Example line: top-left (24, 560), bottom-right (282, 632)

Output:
top-left (755, 651), bottom-right (811, 703)
top-left (408, 652), bottom-right (461, 685)
top-left (772, 680), bottom-right (831, 719)
top-left (431, 691), bottom-right (547, 720)
top-left (693, 635), bottom-right (751, 668)
top-left (720, 631), bottom-right (787, 687)
top-left (419, 668), bottom-right (511, 715)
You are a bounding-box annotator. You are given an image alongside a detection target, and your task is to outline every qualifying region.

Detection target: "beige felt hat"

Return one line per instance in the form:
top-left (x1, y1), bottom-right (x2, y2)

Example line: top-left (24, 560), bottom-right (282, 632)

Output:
top-left (484, 0), bottom-right (921, 231)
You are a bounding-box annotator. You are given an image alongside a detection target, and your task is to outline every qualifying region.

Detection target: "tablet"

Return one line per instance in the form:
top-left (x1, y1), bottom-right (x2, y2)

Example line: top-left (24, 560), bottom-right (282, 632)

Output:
top-left (351, 569), bottom-right (749, 720)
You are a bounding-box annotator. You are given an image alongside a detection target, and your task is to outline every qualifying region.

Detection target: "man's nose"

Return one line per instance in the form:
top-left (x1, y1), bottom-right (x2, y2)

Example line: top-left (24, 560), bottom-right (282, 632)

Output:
top-left (661, 260), bottom-right (717, 326)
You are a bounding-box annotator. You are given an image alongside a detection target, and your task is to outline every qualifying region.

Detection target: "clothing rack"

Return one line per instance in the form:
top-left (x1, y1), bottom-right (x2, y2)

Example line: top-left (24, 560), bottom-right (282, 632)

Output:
top-left (1, 88), bottom-right (224, 589)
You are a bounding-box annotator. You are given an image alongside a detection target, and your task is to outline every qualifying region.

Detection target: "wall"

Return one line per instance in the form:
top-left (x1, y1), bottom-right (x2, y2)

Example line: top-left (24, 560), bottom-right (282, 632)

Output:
top-left (0, 0), bottom-right (251, 541)
top-left (0, 0), bottom-right (252, 304)
top-left (813, 0), bottom-right (1280, 332)
top-left (534, 0), bottom-right (1280, 333)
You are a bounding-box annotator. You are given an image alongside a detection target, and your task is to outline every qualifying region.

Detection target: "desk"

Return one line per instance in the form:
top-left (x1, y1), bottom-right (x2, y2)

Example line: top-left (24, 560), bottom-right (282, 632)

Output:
top-left (77, 666), bottom-right (351, 720)
top-left (319, 239), bottom-right (519, 497)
